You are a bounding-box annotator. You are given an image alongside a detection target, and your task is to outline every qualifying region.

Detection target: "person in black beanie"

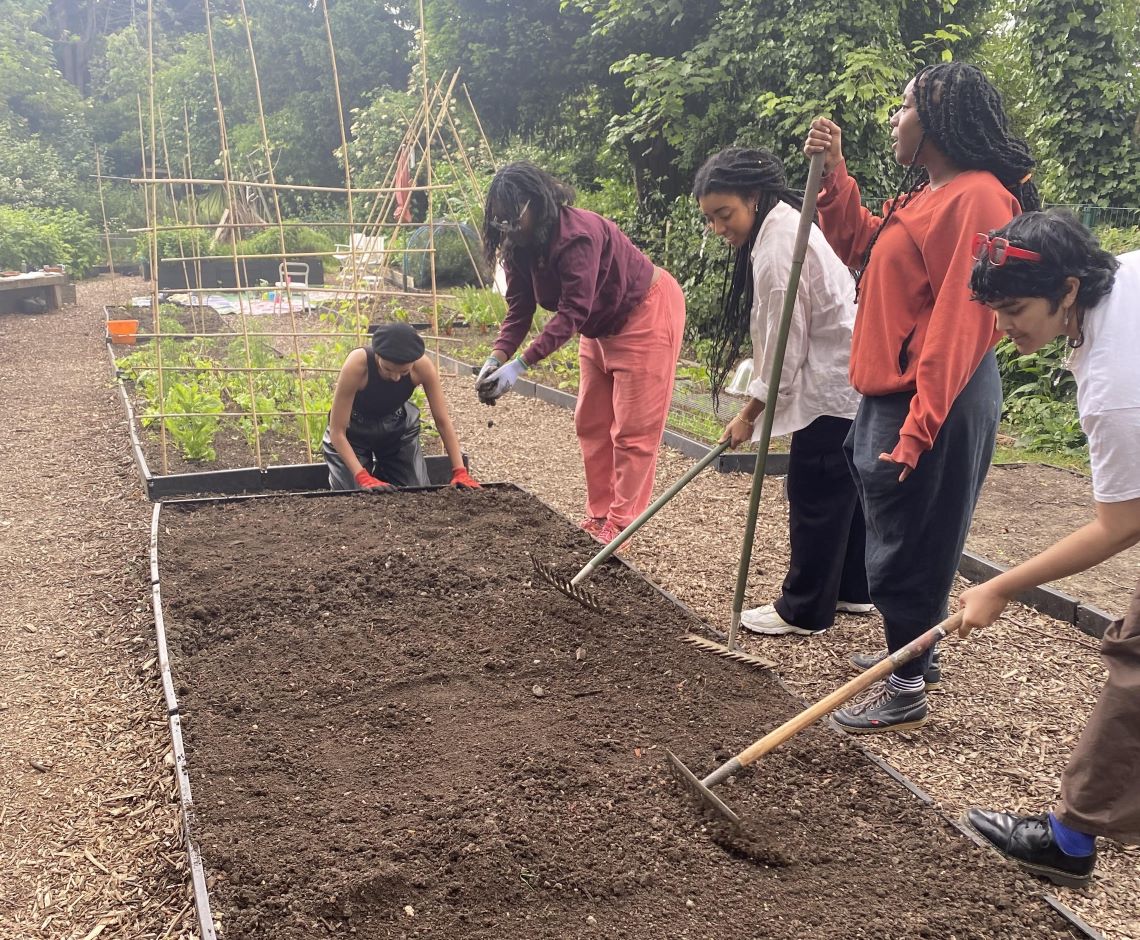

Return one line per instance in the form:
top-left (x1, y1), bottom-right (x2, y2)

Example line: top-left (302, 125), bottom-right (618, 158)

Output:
top-left (322, 322), bottom-right (480, 491)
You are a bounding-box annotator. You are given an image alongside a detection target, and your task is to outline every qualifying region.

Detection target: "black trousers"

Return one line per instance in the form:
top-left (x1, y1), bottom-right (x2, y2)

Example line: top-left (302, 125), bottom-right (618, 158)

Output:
top-left (773, 415), bottom-right (869, 630)
top-left (845, 352), bottom-right (1002, 679)
top-left (321, 401), bottom-right (429, 490)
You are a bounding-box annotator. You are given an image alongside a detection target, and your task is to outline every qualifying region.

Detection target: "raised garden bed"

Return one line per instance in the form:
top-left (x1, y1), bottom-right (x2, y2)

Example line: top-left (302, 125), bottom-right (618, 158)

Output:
top-left (154, 487), bottom-right (1092, 939)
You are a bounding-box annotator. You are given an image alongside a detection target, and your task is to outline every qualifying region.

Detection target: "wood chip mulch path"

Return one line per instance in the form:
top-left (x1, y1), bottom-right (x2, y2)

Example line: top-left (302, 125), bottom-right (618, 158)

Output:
top-left (0, 278), bottom-right (190, 939)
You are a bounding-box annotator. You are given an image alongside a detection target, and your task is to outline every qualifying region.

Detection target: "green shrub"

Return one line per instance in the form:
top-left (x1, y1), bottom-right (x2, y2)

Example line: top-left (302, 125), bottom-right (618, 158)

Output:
top-left (996, 337), bottom-right (1086, 455)
top-left (1094, 225), bottom-right (1140, 255)
top-left (236, 225), bottom-right (335, 260)
top-left (140, 223), bottom-right (336, 265)
top-left (0, 206), bottom-right (101, 275)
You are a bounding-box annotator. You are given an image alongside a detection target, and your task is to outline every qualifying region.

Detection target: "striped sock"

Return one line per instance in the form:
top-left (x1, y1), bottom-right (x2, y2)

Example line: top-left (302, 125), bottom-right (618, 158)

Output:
top-left (888, 674), bottom-right (925, 695)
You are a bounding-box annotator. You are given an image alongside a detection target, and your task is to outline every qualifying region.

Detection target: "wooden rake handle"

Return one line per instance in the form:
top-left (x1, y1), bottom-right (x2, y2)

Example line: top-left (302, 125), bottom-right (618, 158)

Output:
top-left (569, 440), bottom-right (731, 587)
top-left (703, 611), bottom-right (963, 787)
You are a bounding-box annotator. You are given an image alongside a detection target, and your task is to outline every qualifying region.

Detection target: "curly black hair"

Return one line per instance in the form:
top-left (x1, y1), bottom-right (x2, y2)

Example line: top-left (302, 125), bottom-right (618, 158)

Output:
top-left (969, 211), bottom-right (1120, 347)
top-left (858, 62), bottom-right (1040, 291)
top-left (481, 161), bottom-right (575, 269)
top-left (692, 147), bottom-right (805, 407)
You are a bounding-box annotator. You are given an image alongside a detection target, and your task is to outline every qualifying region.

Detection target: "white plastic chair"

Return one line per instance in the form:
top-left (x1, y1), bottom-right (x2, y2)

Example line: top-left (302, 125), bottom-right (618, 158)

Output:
top-left (333, 234), bottom-right (386, 274)
top-left (274, 261), bottom-right (309, 313)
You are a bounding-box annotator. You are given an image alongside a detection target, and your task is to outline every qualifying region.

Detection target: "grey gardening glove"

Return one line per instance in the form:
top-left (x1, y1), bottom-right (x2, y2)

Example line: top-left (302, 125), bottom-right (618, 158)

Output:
top-left (478, 356), bottom-right (528, 404)
top-left (476, 354), bottom-right (504, 406)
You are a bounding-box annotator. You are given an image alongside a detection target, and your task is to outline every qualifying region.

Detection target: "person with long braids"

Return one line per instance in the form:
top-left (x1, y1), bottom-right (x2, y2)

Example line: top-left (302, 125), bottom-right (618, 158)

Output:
top-left (803, 62), bottom-right (1040, 732)
top-left (693, 147), bottom-right (870, 636)
top-left (476, 162), bottom-right (686, 547)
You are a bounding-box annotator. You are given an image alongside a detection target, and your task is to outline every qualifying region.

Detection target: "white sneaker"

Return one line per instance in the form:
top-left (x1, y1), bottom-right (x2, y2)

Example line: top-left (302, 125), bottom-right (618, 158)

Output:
top-left (836, 600), bottom-right (876, 614)
top-left (740, 604), bottom-right (822, 636)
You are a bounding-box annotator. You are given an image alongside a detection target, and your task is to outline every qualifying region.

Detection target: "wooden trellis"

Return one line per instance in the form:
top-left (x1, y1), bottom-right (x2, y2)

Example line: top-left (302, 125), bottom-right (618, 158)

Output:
top-left (128, 0), bottom-right (492, 473)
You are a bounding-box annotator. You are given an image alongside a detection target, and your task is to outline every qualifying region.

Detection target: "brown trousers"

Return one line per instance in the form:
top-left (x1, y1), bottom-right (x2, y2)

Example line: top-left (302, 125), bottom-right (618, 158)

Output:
top-left (1057, 577), bottom-right (1140, 844)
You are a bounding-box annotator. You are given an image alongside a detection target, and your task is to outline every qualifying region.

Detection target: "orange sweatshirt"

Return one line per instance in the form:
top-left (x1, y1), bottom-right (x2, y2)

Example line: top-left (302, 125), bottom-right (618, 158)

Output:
top-left (816, 161), bottom-right (1019, 470)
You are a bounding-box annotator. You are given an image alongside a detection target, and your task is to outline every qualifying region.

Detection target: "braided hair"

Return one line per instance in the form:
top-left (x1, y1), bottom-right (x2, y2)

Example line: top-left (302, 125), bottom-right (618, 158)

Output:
top-left (692, 147), bottom-right (804, 408)
top-left (481, 161), bottom-right (575, 269)
top-left (857, 62), bottom-right (1040, 291)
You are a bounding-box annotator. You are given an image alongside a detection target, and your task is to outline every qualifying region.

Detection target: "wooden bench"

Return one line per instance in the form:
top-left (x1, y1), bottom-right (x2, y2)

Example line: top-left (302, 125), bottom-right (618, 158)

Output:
top-left (0, 272), bottom-right (68, 314)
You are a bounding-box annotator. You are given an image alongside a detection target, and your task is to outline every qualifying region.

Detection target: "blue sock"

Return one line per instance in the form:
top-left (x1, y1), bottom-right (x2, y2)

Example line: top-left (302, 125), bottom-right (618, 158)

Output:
top-left (1048, 812), bottom-right (1095, 857)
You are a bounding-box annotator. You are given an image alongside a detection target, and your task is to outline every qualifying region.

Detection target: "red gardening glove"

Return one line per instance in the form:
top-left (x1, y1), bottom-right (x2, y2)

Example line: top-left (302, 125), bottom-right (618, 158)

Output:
top-left (354, 469), bottom-right (394, 492)
top-left (450, 466), bottom-right (481, 489)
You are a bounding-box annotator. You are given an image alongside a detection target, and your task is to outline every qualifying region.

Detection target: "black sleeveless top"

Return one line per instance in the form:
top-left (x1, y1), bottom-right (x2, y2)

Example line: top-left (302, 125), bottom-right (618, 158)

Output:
top-left (352, 347), bottom-right (415, 419)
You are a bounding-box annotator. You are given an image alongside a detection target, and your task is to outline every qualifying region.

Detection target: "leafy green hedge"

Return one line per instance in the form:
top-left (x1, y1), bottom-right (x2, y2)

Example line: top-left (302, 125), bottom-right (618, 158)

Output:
top-left (0, 207), bottom-right (102, 276)
top-left (138, 224), bottom-right (335, 264)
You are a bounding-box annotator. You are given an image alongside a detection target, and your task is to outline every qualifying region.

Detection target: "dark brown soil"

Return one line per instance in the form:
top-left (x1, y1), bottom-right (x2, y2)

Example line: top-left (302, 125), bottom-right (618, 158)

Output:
top-left (969, 463), bottom-right (1140, 616)
top-left (107, 301), bottom-right (231, 336)
top-left (158, 487), bottom-right (1078, 939)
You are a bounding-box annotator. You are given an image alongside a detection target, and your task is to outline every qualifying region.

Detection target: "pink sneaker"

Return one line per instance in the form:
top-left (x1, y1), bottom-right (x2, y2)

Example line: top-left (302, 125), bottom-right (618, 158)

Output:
top-left (578, 517), bottom-right (606, 537)
top-left (594, 520), bottom-right (630, 553)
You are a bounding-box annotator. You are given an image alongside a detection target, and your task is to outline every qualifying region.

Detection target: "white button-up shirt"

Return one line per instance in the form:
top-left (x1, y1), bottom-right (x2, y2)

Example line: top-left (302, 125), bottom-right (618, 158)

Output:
top-left (746, 199), bottom-right (861, 438)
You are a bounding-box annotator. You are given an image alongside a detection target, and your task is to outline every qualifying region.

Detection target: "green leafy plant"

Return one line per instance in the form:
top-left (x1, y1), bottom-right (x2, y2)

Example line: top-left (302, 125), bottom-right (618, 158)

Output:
top-left (1094, 225), bottom-right (1140, 256)
top-left (452, 287), bottom-right (507, 332)
top-left (162, 381), bottom-right (224, 461)
top-left (996, 337), bottom-right (1086, 454)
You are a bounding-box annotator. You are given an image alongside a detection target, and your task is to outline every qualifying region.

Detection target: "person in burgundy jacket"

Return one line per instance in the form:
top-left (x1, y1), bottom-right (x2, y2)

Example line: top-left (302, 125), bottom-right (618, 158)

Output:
top-left (803, 62), bottom-right (1040, 732)
top-left (476, 162), bottom-right (686, 549)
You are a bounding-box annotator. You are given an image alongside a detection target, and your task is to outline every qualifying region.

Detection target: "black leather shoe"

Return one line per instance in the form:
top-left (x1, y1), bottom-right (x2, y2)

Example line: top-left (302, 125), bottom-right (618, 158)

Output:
top-left (850, 647), bottom-right (942, 690)
top-left (965, 808), bottom-right (1096, 888)
top-left (830, 681), bottom-right (928, 733)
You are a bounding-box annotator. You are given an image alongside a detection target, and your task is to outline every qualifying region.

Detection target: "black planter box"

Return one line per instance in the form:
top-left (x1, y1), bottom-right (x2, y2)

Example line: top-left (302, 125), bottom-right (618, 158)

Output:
top-left (157, 257), bottom-right (325, 291)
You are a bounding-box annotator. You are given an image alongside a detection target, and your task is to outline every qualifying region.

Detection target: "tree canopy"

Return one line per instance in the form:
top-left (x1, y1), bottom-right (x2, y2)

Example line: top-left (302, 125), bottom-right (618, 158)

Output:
top-left (1, 0), bottom-right (1136, 227)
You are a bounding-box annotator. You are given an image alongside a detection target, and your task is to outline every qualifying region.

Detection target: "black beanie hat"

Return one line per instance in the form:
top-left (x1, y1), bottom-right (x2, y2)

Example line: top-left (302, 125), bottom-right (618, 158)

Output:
top-left (371, 322), bottom-right (425, 364)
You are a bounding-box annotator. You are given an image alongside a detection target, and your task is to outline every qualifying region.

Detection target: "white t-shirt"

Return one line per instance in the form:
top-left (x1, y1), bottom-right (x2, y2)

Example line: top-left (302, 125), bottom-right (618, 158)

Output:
top-left (1067, 250), bottom-right (1140, 503)
top-left (746, 200), bottom-right (861, 438)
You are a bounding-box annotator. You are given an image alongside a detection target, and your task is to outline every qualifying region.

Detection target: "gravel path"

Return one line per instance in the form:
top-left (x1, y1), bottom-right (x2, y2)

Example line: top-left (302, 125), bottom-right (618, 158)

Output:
top-left (445, 374), bottom-right (1140, 940)
top-left (0, 279), bottom-right (189, 939)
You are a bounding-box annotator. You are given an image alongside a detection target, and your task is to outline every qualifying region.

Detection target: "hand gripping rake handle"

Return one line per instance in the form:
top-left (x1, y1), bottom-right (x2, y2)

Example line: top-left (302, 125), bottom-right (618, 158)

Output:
top-left (570, 440), bottom-right (730, 587)
top-left (703, 611), bottom-right (963, 789)
top-left (727, 150), bottom-right (826, 650)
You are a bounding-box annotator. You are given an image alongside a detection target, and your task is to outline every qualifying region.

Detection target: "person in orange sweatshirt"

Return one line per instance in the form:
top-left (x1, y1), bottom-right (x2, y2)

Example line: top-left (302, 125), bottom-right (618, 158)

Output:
top-left (803, 62), bottom-right (1040, 732)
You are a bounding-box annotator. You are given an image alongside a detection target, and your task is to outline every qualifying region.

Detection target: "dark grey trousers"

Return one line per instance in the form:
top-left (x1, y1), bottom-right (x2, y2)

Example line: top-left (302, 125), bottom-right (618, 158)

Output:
top-left (845, 352), bottom-right (1002, 680)
top-left (322, 401), bottom-right (429, 490)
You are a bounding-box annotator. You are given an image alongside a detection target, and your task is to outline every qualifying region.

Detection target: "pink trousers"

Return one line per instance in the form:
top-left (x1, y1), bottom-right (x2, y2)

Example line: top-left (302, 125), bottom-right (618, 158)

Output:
top-left (575, 269), bottom-right (686, 528)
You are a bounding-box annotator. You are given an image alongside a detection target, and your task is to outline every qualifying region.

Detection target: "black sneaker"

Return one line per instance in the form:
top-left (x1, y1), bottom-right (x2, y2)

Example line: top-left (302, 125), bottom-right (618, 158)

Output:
top-left (849, 647), bottom-right (942, 690)
top-left (830, 681), bottom-right (928, 734)
top-left (964, 808), bottom-right (1096, 888)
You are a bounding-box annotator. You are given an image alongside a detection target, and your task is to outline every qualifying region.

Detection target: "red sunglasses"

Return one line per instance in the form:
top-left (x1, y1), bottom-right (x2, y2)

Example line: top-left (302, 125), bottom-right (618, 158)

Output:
top-left (972, 232), bottom-right (1042, 266)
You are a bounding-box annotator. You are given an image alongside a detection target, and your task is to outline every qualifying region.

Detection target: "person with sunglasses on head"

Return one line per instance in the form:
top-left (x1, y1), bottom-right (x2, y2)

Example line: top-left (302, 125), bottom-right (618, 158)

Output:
top-left (803, 62), bottom-right (1040, 732)
top-left (477, 161), bottom-right (686, 548)
top-left (953, 211), bottom-right (1138, 888)
top-left (693, 147), bottom-right (871, 637)
top-left (322, 321), bottom-right (481, 492)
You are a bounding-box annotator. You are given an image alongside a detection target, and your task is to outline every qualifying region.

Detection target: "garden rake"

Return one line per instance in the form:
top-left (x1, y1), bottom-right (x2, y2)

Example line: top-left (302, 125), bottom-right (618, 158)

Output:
top-left (713, 149), bottom-right (828, 661)
top-left (667, 612), bottom-right (962, 840)
top-left (532, 439), bottom-right (730, 614)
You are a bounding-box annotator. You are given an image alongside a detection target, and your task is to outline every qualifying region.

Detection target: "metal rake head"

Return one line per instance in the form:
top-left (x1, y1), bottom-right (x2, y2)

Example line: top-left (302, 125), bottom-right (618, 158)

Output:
top-left (665, 748), bottom-right (741, 829)
top-left (680, 634), bottom-right (775, 670)
top-left (530, 555), bottom-right (605, 614)
top-left (665, 749), bottom-right (789, 866)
